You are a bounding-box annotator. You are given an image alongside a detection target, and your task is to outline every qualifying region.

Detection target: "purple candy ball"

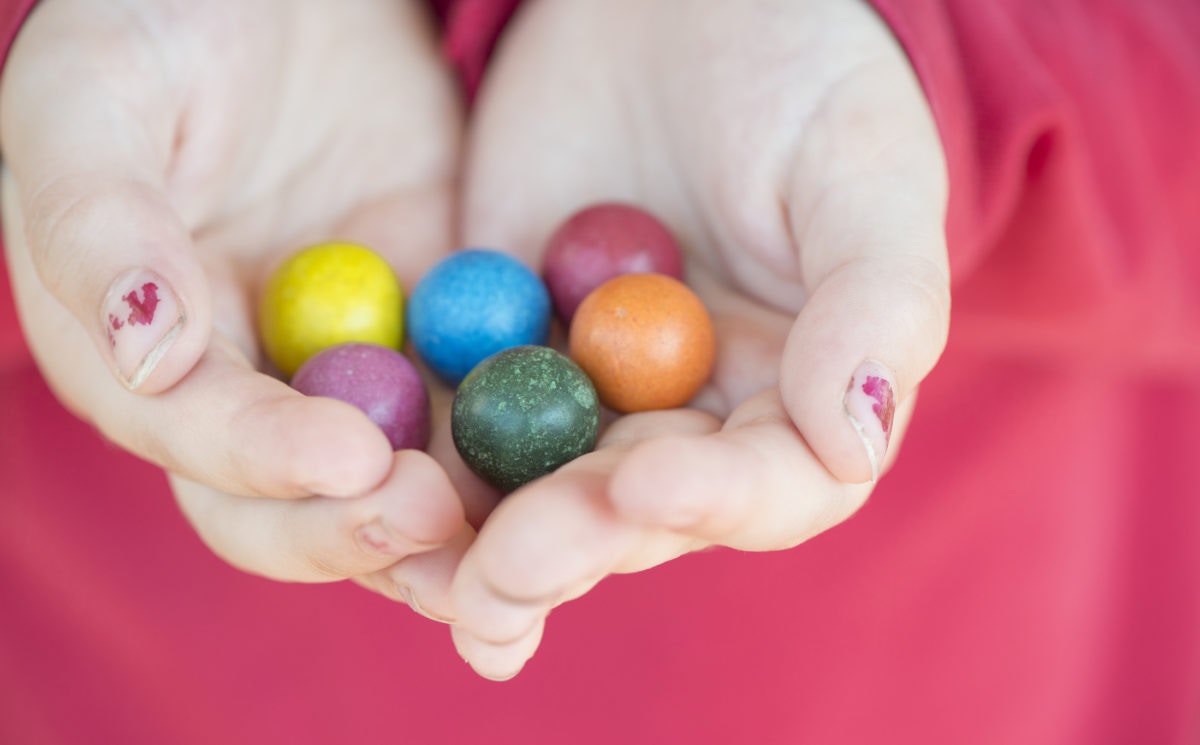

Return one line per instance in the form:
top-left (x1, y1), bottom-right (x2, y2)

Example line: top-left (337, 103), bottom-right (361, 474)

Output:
top-left (542, 202), bottom-right (684, 324)
top-left (291, 342), bottom-right (430, 451)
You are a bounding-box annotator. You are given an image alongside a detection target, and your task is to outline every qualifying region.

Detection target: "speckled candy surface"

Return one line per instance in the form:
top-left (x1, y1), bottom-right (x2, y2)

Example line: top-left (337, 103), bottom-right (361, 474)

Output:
top-left (542, 202), bottom-right (684, 324)
top-left (407, 249), bottom-right (552, 385)
top-left (291, 343), bottom-right (430, 452)
top-left (258, 242), bottom-right (404, 378)
top-left (569, 273), bottom-right (715, 413)
top-left (452, 345), bottom-right (600, 493)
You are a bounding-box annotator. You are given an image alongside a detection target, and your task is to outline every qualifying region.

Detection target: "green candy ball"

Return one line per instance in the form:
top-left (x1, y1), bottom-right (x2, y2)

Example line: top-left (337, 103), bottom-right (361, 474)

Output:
top-left (452, 345), bottom-right (600, 493)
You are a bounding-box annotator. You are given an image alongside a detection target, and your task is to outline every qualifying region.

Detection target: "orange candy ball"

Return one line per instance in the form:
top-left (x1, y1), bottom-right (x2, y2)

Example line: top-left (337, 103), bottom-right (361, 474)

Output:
top-left (568, 273), bottom-right (716, 413)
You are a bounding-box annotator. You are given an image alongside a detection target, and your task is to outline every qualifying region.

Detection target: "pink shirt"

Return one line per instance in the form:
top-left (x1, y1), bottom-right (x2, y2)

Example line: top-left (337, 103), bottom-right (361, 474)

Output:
top-left (1, 1), bottom-right (1197, 742)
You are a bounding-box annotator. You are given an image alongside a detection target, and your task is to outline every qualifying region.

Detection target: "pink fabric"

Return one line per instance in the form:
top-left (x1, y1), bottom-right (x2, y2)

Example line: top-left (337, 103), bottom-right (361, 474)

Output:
top-left (871, 0), bottom-right (1200, 373)
top-left (0, 0), bottom-right (33, 370)
top-left (1, 1), bottom-right (1198, 743)
top-left (440, 0), bottom-right (522, 101)
top-left (0, 0), bottom-right (35, 70)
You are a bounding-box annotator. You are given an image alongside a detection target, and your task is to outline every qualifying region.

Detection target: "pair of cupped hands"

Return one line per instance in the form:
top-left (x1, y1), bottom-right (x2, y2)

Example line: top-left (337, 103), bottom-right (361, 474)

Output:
top-left (1, 0), bottom-right (949, 680)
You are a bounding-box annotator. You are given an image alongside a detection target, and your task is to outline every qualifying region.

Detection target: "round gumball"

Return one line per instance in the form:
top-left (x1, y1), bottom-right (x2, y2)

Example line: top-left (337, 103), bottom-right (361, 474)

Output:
top-left (291, 343), bottom-right (430, 451)
top-left (452, 345), bottom-right (600, 493)
top-left (542, 202), bottom-right (683, 324)
top-left (569, 273), bottom-right (715, 413)
top-left (259, 242), bottom-right (403, 378)
top-left (407, 249), bottom-right (552, 385)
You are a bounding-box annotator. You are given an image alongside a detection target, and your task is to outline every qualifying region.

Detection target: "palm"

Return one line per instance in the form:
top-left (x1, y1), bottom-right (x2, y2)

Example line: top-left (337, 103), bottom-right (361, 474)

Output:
top-left (3, 0), bottom-right (469, 602)
top-left (143, 0), bottom-right (502, 520)
top-left (157, 0), bottom-right (482, 573)
top-left (136, 0), bottom-right (457, 356)
top-left (465, 0), bottom-right (936, 437)
top-left (449, 0), bottom-right (949, 677)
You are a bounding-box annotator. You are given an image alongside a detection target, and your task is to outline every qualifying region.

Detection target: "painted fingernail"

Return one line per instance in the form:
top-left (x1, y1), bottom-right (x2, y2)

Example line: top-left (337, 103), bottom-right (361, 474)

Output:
top-left (844, 360), bottom-right (896, 482)
top-left (356, 518), bottom-right (410, 557)
top-left (102, 269), bottom-right (184, 390)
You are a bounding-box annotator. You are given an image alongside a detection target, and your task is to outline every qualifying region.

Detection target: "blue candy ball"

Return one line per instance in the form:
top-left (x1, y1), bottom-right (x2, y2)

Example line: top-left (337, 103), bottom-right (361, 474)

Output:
top-left (407, 249), bottom-right (552, 385)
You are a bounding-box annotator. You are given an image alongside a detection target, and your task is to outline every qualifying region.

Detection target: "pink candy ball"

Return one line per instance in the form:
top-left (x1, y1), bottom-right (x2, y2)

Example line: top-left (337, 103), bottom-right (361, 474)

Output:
top-left (542, 202), bottom-right (684, 324)
top-left (291, 342), bottom-right (430, 451)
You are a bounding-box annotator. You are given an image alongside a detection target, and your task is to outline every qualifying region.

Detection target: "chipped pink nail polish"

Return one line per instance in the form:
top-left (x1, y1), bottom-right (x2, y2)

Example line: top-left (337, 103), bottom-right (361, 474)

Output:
top-left (356, 519), bottom-right (408, 557)
top-left (844, 360), bottom-right (896, 481)
top-left (102, 269), bottom-right (184, 390)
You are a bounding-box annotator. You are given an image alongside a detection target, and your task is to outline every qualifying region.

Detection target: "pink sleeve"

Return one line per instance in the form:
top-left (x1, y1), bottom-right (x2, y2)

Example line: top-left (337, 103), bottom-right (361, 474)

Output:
top-left (441, 0), bottom-right (1200, 295)
top-left (0, 0), bottom-right (38, 74)
top-left (439, 0), bottom-right (523, 103)
top-left (864, 0), bottom-right (1200, 372)
top-left (865, 0), bottom-right (1200, 285)
top-left (0, 0), bottom-right (41, 370)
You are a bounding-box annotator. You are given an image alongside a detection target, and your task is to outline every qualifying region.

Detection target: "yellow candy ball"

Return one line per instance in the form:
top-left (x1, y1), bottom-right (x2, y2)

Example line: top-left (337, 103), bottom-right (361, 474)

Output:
top-left (258, 242), bottom-right (404, 378)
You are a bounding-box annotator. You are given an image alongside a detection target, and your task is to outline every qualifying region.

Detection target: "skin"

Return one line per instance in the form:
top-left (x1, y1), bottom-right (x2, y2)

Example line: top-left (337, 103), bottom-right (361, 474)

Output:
top-left (448, 0), bottom-right (951, 679)
top-left (1, 0), bottom-right (952, 681)
top-left (0, 0), bottom-right (480, 620)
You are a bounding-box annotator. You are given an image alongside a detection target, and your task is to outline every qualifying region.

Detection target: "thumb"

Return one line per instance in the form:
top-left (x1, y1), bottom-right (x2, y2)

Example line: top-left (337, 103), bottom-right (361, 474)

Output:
top-left (22, 175), bottom-right (211, 393)
top-left (779, 61), bottom-right (950, 484)
top-left (1, 9), bottom-right (210, 393)
top-left (781, 249), bottom-right (950, 484)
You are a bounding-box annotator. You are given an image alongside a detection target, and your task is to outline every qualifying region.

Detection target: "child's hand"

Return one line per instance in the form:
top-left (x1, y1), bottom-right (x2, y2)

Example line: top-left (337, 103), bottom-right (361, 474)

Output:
top-left (1, 0), bottom-right (470, 619)
top-left (448, 0), bottom-right (952, 679)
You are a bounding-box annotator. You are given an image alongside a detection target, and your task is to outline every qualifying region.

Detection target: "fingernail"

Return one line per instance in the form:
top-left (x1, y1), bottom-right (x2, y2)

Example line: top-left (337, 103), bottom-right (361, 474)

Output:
top-left (355, 518), bottom-right (410, 557)
top-left (102, 269), bottom-right (184, 390)
top-left (844, 360), bottom-right (896, 482)
top-left (397, 584), bottom-right (455, 624)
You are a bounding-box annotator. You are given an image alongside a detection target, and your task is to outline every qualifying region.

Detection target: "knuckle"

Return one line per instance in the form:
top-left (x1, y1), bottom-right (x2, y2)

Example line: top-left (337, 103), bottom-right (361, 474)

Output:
top-left (303, 552), bottom-right (352, 581)
top-left (894, 253), bottom-right (952, 361)
top-left (25, 177), bottom-right (175, 297)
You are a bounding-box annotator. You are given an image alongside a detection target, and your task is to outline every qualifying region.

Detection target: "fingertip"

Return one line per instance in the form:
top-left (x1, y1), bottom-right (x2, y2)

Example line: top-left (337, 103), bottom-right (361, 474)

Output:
top-left (255, 393), bottom-right (397, 499)
top-left (373, 526), bottom-right (474, 623)
top-left (22, 176), bottom-right (216, 396)
top-left (379, 449), bottom-right (467, 545)
top-left (451, 620), bottom-right (544, 682)
top-left (778, 256), bottom-right (948, 485)
top-left (779, 351), bottom-right (893, 486)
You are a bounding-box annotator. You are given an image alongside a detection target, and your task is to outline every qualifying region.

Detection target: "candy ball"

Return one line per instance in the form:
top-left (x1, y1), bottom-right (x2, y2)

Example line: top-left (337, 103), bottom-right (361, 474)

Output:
top-left (542, 202), bottom-right (684, 324)
top-left (407, 249), bottom-right (552, 385)
top-left (259, 242), bottom-right (403, 378)
top-left (291, 343), bottom-right (430, 451)
top-left (569, 273), bottom-right (715, 413)
top-left (452, 345), bottom-right (600, 493)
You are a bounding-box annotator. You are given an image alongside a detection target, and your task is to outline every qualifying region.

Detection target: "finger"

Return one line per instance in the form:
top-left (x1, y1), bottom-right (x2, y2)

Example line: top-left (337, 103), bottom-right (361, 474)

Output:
top-left (456, 410), bottom-right (717, 639)
top-left (450, 619), bottom-right (546, 682)
top-left (781, 50), bottom-right (950, 484)
top-left (449, 411), bottom-right (714, 678)
top-left (355, 525), bottom-right (475, 624)
top-left (172, 450), bottom-right (464, 583)
top-left (1, 7), bottom-right (209, 393)
top-left (609, 389), bottom-right (915, 550)
top-left (25, 292), bottom-right (397, 499)
top-left (124, 339), bottom-right (399, 498)
top-left (5, 174), bottom-right (403, 500)
top-left (449, 473), bottom-right (687, 679)
top-left (452, 461), bottom-right (638, 643)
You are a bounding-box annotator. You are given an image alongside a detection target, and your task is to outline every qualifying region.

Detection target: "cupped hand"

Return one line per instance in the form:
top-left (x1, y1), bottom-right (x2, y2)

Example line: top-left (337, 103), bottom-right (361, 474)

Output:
top-left (448, 0), bottom-right (951, 678)
top-left (1, 0), bottom-right (473, 619)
